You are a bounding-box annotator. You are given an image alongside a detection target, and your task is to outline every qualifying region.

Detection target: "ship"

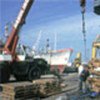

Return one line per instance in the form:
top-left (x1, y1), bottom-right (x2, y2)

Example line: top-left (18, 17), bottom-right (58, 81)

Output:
top-left (34, 48), bottom-right (73, 73)
top-left (32, 32), bottom-right (73, 73)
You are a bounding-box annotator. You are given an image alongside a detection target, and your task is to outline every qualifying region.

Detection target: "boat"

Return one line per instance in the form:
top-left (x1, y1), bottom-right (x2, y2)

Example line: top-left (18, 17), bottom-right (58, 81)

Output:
top-left (34, 48), bottom-right (73, 73)
top-left (33, 32), bottom-right (73, 73)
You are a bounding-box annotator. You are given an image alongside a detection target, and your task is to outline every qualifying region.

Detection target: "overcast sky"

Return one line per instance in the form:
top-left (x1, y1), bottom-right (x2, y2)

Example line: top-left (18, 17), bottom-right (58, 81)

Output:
top-left (0, 0), bottom-right (100, 61)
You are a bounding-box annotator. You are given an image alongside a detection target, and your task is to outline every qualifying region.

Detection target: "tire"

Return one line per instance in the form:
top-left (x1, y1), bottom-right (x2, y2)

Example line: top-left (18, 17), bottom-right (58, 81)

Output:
top-left (0, 62), bottom-right (10, 83)
top-left (28, 65), bottom-right (41, 81)
top-left (33, 59), bottom-right (50, 75)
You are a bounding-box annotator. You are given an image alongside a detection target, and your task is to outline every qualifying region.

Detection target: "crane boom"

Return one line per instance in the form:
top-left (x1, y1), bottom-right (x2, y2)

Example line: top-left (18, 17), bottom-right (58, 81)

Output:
top-left (4, 0), bottom-right (34, 59)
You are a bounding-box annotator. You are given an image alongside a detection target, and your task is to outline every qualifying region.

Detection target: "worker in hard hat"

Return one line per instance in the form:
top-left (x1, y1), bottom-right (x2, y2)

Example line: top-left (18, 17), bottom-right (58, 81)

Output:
top-left (79, 64), bottom-right (90, 93)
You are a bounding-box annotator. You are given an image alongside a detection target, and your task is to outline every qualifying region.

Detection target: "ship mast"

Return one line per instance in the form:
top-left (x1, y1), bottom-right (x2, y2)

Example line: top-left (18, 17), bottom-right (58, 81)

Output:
top-left (32, 30), bottom-right (42, 52)
top-left (54, 33), bottom-right (57, 51)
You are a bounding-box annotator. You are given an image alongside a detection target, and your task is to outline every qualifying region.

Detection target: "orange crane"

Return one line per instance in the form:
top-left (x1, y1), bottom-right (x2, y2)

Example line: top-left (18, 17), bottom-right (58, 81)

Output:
top-left (4, 0), bottom-right (33, 60)
top-left (0, 0), bottom-right (49, 83)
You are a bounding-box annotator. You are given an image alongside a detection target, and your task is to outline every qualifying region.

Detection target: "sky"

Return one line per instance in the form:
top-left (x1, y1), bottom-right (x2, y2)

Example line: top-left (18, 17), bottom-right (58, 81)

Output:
top-left (0, 0), bottom-right (100, 61)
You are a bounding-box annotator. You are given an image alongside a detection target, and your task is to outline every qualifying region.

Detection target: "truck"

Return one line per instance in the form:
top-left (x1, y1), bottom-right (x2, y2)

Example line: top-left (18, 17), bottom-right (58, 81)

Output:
top-left (0, 0), bottom-right (49, 83)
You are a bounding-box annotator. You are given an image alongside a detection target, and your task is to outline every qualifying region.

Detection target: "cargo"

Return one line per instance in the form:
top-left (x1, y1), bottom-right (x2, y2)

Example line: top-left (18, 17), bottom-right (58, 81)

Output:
top-left (1, 82), bottom-right (38, 100)
top-left (33, 78), bottom-right (61, 97)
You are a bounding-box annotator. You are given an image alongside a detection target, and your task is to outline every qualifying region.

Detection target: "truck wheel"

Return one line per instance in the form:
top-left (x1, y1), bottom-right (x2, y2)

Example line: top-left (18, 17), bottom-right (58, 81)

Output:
top-left (14, 75), bottom-right (27, 81)
top-left (28, 66), bottom-right (41, 81)
top-left (0, 62), bottom-right (10, 83)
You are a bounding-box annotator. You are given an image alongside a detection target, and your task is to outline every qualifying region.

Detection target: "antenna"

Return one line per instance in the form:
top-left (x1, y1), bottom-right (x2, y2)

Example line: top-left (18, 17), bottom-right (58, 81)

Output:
top-left (4, 23), bottom-right (9, 38)
top-left (54, 33), bottom-right (57, 50)
top-left (46, 38), bottom-right (50, 53)
top-left (32, 30), bottom-right (42, 51)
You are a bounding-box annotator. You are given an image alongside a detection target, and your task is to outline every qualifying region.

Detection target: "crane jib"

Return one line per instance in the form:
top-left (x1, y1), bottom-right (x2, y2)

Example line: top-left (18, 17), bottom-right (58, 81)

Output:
top-left (4, 0), bottom-right (34, 57)
top-left (14, 0), bottom-right (34, 29)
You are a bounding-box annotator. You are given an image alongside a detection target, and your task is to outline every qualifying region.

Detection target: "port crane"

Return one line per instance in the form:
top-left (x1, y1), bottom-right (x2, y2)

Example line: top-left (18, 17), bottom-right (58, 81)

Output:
top-left (80, 0), bottom-right (100, 60)
top-left (0, 0), bottom-right (49, 83)
top-left (73, 0), bottom-right (100, 67)
top-left (80, 0), bottom-right (100, 68)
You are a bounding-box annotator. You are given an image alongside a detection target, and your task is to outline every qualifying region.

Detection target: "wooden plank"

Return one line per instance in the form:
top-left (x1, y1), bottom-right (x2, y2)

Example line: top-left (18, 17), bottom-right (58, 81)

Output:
top-left (1, 82), bottom-right (38, 100)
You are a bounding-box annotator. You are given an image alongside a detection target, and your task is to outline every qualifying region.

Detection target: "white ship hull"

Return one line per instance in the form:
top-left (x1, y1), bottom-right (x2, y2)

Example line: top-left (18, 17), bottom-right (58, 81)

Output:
top-left (34, 48), bottom-right (73, 73)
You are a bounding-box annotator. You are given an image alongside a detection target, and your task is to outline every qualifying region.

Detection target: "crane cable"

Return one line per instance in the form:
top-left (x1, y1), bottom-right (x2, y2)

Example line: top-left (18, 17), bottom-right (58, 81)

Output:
top-left (80, 0), bottom-right (87, 60)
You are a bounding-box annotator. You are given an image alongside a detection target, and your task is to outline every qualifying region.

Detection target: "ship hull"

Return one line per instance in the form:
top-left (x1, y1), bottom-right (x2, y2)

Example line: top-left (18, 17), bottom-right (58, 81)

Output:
top-left (35, 49), bottom-right (73, 73)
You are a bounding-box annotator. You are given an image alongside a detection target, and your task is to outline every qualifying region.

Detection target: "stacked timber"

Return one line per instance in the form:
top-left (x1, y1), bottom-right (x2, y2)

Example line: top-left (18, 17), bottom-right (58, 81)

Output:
top-left (33, 78), bottom-right (61, 97)
top-left (88, 68), bottom-right (100, 93)
top-left (1, 82), bottom-right (39, 100)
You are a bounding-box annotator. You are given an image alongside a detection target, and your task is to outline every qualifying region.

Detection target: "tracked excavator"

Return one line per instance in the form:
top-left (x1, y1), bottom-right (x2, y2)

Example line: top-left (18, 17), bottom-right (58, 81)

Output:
top-left (0, 0), bottom-right (49, 83)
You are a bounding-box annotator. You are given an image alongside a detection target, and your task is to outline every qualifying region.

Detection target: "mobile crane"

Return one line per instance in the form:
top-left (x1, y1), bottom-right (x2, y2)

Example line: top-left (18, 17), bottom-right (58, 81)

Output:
top-left (0, 0), bottom-right (49, 83)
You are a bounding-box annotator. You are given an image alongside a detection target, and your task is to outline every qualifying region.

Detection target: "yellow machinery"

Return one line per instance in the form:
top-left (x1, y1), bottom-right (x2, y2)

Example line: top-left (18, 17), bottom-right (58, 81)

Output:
top-left (92, 35), bottom-right (100, 59)
top-left (89, 35), bottom-right (100, 67)
top-left (73, 52), bottom-right (82, 67)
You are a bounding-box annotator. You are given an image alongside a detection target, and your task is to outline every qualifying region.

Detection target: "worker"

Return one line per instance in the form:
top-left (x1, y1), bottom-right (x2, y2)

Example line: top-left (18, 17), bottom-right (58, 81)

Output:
top-left (78, 63), bottom-right (84, 91)
top-left (79, 64), bottom-right (90, 93)
top-left (88, 62), bottom-right (100, 97)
